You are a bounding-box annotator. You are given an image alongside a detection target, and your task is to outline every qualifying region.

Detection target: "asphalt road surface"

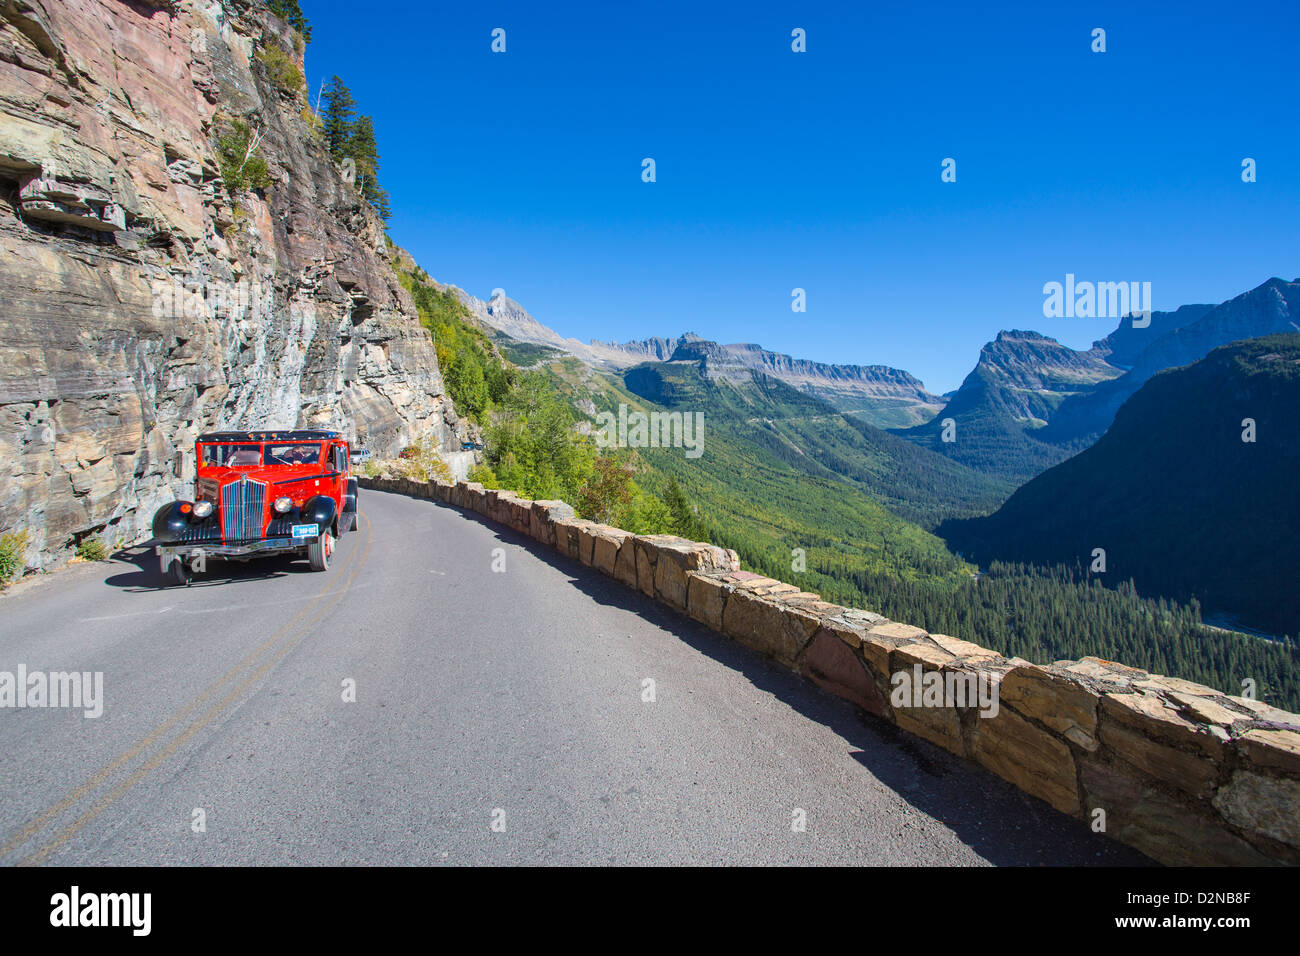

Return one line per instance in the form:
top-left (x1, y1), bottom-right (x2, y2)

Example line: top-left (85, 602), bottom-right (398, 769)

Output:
top-left (0, 489), bottom-right (1149, 865)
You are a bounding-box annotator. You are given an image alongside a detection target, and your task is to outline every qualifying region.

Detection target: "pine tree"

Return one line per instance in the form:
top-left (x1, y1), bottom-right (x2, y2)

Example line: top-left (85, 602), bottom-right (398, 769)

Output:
top-left (663, 477), bottom-right (701, 539)
top-left (268, 0), bottom-right (311, 43)
top-left (347, 115), bottom-right (390, 220)
top-left (321, 75), bottom-right (356, 162)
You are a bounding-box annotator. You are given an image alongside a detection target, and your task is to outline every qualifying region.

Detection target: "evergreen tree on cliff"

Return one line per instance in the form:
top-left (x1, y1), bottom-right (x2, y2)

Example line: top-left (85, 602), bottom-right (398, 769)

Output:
top-left (348, 115), bottom-right (391, 220)
top-left (321, 75), bottom-right (356, 161)
top-left (268, 0), bottom-right (312, 43)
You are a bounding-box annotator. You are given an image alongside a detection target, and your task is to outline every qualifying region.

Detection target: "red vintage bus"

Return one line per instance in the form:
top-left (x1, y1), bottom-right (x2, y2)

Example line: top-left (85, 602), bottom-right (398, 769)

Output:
top-left (151, 430), bottom-right (359, 586)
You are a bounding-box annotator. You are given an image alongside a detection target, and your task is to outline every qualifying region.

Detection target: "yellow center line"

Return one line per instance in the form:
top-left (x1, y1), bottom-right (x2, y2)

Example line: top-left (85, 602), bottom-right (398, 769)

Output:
top-left (1, 514), bottom-right (372, 863)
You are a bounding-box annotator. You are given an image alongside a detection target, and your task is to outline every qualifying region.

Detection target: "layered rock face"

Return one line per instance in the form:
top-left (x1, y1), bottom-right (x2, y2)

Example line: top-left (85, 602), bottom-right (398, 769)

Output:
top-left (1045, 278), bottom-right (1300, 444)
top-left (666, 333), bottom-right (944, 420)
top-left (0, 0), bottom-right (458, 568)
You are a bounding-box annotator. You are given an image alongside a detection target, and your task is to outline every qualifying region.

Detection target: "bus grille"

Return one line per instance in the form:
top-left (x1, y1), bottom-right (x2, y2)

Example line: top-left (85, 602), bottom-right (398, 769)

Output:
top-left (221, 478), bottom-right (266, 542)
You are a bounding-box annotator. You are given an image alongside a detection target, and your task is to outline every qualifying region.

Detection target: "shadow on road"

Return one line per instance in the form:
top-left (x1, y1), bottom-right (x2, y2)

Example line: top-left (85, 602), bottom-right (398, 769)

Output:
top-left (437, 498), bottom-right (1154, 867)
top-left (101, 545), bottom-right (307, 592)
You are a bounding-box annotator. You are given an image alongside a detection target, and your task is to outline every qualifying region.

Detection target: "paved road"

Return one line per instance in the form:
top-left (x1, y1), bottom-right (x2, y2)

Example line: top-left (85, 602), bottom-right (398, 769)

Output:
top-left (0, 489), bottom-right (1148, 865)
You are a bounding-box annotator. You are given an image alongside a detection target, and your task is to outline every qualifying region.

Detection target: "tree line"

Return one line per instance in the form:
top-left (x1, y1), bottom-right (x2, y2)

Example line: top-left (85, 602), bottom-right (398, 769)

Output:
top-left (734, 538), bottom-right (1300, 711)
top-left (320, 75), bottom-right (390, 220)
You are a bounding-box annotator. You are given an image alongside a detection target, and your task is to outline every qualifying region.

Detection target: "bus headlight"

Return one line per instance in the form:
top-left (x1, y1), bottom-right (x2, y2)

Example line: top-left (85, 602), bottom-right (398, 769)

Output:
top-left (274, 496), bottom-right (293, 514)
top-left (192, 500), bottom-right (214, 518)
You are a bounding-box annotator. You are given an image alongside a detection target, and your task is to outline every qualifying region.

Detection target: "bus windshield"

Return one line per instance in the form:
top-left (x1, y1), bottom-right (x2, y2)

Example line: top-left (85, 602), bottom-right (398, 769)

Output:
top-left (199, 443), bottom-right (323, 467)
top-left (201, 444), bottom-right (262, 467)
top-left (264, 443), bottom-right (323, 466)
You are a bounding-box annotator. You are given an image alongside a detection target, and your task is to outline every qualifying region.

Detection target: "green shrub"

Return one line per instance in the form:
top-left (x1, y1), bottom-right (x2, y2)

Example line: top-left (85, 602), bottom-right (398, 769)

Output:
top-left (216, 118), bottom-right (272, 195)
top-left (256, 43), bottom-right (304, 95)
top-left (397, 270), bottom-right (516, 423)
top-left (619, 489), bottom-right (673, 535)
top-left (467, 463), bottom-right (499, 487)
top-left (572, 454), bottom-right (680, 534)
top-left (393, 436), bottom-right (454, 482)
top-left (575, 455), bottom-right (633, 525)
top-left (0, 530), bottom-right (29, 584)
top-left (483, 373), bottom-right (595, 502)
top-left (75, 537), bottom-right (108, 562)
top-left (301, 105), bottom-right (323, 141)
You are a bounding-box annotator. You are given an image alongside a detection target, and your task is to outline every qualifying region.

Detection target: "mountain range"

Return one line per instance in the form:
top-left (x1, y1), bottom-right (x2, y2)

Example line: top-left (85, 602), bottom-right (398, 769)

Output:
top-left (616, 358), bottom-right (1011, 529)
top-left (940, 334), bottom-right (1300, 636)
top-left (640, 334), bottom-right (945, 428)
top-left (436, 288), bottom-right (947, 428)
top-left (1041, 278), bottom-right (1300, 447)
top-left (446, 273), bottom-right (1300, 639)
top-left (455, 276), bottom-right (1300, 487)
top-left (531, 353), bottom-right (980, 595)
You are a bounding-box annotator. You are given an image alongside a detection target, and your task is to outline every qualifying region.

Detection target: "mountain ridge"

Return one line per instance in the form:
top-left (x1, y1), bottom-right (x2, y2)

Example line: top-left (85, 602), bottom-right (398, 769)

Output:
top-left (1042, 276), bottom-right (1300, 446)
top-left (939, 334), bottom-right (1300, 637)
top-left (461, 268), bottom-right (1300, 465)
top-left (467, 302), bottom-right (947, 426)
top-left (896, 277), bottom-right (1300, 482)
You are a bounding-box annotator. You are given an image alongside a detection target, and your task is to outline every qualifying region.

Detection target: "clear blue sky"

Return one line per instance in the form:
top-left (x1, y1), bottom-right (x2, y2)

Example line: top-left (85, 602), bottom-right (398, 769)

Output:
top-left (301, 0), bottom-right (1299, 394)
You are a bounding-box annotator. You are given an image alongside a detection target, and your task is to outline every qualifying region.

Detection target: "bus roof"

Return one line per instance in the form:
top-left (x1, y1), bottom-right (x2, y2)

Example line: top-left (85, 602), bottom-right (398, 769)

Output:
top-left (196, 430), bottom-right (343, 443)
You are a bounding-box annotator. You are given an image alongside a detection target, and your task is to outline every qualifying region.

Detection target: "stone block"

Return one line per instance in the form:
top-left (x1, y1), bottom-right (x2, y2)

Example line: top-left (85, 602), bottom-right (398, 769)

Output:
top-left (1079, 759), bottom-right (1272, 866)
top-left (1212, 770), bottom-right (1300, 850)
top-left (1237, 728), bottom-right (1300, 776)
top-left (1000, 662), bottom-right (1100, 752)
top-left (799, 627), bottom-right (888, 718)
top-left (970, 706), bottom-right (1080, 815)
top-left (686, 572), bottom-right (728, 630)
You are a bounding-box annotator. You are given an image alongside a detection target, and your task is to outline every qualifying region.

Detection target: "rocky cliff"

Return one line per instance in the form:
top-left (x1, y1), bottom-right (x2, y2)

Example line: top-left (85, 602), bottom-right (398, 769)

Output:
top-left (589, 335), bottom-right (678, 364)
top-left (0, 0), bottom-right (459, 569)
top-left (1045, 277), bottom-right (1300, 444)
top-left (664, 333), bottom-right (944, 424)
top-left (1091, 302), bottom-right (1214, 370)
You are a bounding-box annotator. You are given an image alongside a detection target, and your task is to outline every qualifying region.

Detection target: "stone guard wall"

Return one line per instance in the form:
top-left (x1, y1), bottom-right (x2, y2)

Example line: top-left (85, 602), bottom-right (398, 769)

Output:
top-left (362, 474), bottom-right (1300, 866)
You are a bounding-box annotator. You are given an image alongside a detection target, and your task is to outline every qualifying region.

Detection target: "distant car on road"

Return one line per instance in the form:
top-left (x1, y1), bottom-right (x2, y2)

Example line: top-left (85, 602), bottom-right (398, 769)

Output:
top-left (460, 440), bottom-right (484, 451)
top-left (151, 429), bottom-right (359, 586)
top-left (350, 447), bottom-right (371, 464)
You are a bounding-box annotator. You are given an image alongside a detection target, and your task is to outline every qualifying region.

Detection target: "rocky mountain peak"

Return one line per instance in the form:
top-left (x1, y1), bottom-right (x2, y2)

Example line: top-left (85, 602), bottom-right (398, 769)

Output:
top-left (993, 329), bottom-right (1053, 343)
top-left (974, 328), bottom-right (1121, 390)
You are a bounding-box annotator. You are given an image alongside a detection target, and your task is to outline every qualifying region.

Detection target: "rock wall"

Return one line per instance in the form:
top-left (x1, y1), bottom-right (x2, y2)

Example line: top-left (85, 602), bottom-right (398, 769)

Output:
top-left (0, 0), bottom-right (459, 569)
top-left (363, 472), bottom-right (1300, 867)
